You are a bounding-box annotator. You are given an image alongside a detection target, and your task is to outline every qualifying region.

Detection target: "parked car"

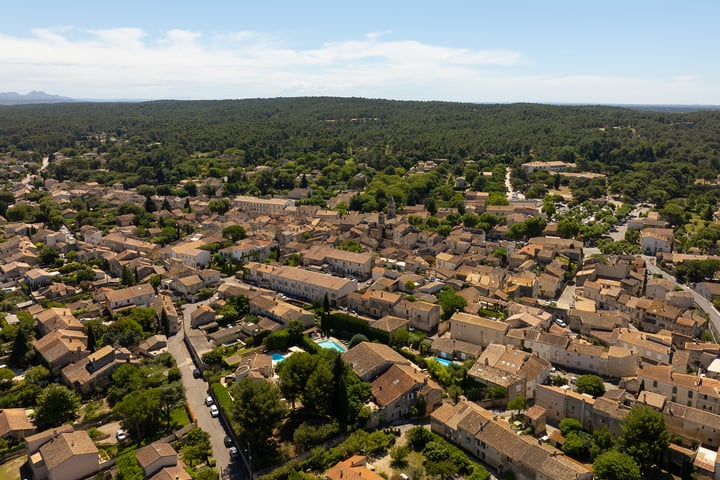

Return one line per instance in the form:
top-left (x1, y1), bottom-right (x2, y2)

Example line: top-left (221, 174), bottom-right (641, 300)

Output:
top-left (193, 368), bottom-right (202, 379)
top-left (224, 436), bottom-right (233, 447)
top-left (116, 429), bottom-right (128, 442)
top-left (210, 405), bottom-right (219, 417)
top-left (205, 395), bottom-right (214, 406)
top-left (229, 446), bottom-right (239, 458)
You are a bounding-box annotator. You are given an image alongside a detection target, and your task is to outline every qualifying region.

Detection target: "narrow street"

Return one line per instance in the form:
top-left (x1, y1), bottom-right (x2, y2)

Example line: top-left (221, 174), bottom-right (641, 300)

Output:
top-left (167, 320), bottom-right (240, 479)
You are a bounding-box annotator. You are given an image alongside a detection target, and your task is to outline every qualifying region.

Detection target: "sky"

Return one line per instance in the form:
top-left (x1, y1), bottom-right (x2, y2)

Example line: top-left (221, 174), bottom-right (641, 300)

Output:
top-left (2, 0), bottom-right (719, 104)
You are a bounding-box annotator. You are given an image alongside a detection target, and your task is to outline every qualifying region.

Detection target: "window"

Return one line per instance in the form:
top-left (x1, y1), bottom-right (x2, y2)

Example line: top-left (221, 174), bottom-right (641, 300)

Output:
top-left (672, 386), bottom-right (677, 394)
top-left (653, 380), bottom-right (658, 388)
top-left (689, 391), bottom-right (693, 399)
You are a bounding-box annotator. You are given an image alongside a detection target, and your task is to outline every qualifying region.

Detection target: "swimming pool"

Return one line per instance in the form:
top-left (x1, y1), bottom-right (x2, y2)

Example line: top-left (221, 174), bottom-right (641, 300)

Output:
top-left (434, 357), bottom-right (452, 367)
top-left (317, 339), bottom-right (347, 352)
top-left (270, 352), bottom-right (286, 363)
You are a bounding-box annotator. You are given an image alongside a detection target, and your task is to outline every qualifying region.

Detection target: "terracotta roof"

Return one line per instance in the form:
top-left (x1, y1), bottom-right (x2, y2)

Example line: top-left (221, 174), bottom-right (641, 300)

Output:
top-left (325, 455), bottom-right (384, 480)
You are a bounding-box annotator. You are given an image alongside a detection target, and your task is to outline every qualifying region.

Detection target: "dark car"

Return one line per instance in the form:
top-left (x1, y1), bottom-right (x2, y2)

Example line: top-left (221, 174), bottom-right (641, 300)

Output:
top-left (224, 436), bottom-right (233, 447)
top-left (193, 368), bottom-right (202, 379)
top-left (229, 446), bottom-right (239, 458)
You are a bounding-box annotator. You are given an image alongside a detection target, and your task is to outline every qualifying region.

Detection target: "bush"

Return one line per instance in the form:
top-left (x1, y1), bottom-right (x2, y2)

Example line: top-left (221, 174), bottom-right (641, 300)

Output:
top-left (293, 421), bottom-right (340, 452)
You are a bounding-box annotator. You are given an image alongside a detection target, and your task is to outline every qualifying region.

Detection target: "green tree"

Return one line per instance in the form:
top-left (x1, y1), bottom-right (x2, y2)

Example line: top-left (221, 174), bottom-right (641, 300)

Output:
top-left (209, 198), bottom-right (231, 215)
top-left (231, 378), bottom-right (288, 447)
top-left (620, 405), bottom-right (670, 470)
top-left (157, 382), bottom-right (185, 429)
top-left (116, 449), bottom-right (144, 480)
top-left (592, 450), bottom-right (641, 480)
top-left (276, 351), bottom-right (317, 409)
top-left (34, 384), bottom-right (81, 429)
top-left (305, 361), bottom-right (335, 416)
top-left (179, 427), bottom-right (213, 467)
top-left (559, 417), bottom-right (583, 436)
top-left (222, 224), bottom-right (246, 242)
top-left (507, 395), bottom-right (528, 415)
top-left (575, 374), bottom-right (605, 397)
top-left (349, 333), bottom-right (369, 348)
top-left (9, 325), bottom-right (34, 368)
top-left (114, 389), bottom-right (161, 439)
top-left (438, 288), bottom-right (467, 320)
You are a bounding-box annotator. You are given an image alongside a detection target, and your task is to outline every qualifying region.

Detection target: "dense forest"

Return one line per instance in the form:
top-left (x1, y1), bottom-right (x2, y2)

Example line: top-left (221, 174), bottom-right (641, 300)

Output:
top-left (1, 97), bottom-right (719, 207)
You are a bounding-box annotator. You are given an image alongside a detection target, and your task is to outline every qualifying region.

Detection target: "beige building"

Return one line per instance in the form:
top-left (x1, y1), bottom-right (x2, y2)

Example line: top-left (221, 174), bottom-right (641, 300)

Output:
top-left (169, 241), bottom-right (211, 268)
top-left (244, 262), bottom-right (357, 305)
top-left (469, 344), bottom-right (551, 400)
top-left (233, 195), bottom-right (294, 214)
top-left (431, 400), bottom-right (592, 480)
top-left (392, 299), bottom-right (440, 332)
top-left (302, 245), bottom-right (374, 279)
top-left (28, 430), bottom-right (99, 480)
top-left (61, 345), bottom-right (139, 394)
top-left (249, 294), bottom-right (316, 327)
top-left (105, 283), bottom-right (156, 316)
top-left (450, 312), bottom-right (509, 348)
top-left (0, 408), bottom-right (35, 439)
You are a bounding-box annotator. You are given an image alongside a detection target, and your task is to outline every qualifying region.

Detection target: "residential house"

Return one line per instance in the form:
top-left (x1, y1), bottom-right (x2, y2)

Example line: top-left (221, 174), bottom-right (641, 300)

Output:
top-left (233, 353), bottom-right (273, 382)
top-left (101, 233), bottom-right (158, 256)
top-left (369, 363), bottom-right (442, 425)
top-left (244, 262), bottom-right (357, 305)
top-left (28, 429), bottom-right (99, 480)
top-left (392, 299), bottom-right (440, 332)
top-left (190, 305), bottom-right (216, 328)
top-left (219, 237), bottom-right (275, 263)
top-left (0, 408), bottom-right (35, 439)
top-left (611, 328), bottom-right (672, 365)
top-left (641, 228), bottom-right (675, 255)
top-left (35, 308), bottom-right (84, 336)
top-left (636, 364), bottom-right (720, 413)
top-left (33, 330), bottom-right (90, 375)
top-left (696, 282), bottom-right (720, 302)
top-left (61, 345), bottom-right (139, 394)
top-left (152, 294), bottom-right (180, 336)
top-left (370, 315), bottom-right (410, 340)
top-left (450, 312), bottom-right (509, 348)
top-left (233, 195), bottom-right (294, 214)
top-left (248, 294), bottom-right (316, 328)
top-left (138, 334), bottom-right (168, 356)
top-left (136, 442), bottom-right (181, 478)
top-left (347, 290), bottom-right (402, 319)
top-left (341, 342), bottom-right (411, 382)
top-left (302, 245), bottom-right (374, 279)
top-left (430, 337), bottom-right (482, 361)
top-left (104, 283), bottom-right (156, 316)
top-left (431, 400), bottom-right (592, 480)
top-left (169, 241), bottom-right (211, 268)
top-left (468, 344), bottom-right (551, 400)
top-left (324, 456), bottom-right (384, 480)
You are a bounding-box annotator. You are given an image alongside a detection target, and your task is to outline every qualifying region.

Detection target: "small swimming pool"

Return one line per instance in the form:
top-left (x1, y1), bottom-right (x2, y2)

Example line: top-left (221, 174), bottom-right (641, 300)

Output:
top-left (434, 357), bottom-right (452, 367)
top-left (270, 352), bottom-right (286, 363)
top-left (317, 339), bottom-right (347, 352)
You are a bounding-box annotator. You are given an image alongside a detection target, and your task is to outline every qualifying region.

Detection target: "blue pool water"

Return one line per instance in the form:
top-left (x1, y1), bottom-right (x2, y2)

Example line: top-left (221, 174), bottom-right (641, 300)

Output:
top-left (317, 339), bottom-right (347, 352)
top-left (271, 352), bottom-right (286, 363)
top-left (434, 357), bottom-right (452, 367)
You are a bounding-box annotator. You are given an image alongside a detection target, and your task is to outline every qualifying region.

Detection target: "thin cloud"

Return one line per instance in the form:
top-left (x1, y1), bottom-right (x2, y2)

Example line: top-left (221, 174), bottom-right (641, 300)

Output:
top-left (0, 27), bottom-right (715, 103)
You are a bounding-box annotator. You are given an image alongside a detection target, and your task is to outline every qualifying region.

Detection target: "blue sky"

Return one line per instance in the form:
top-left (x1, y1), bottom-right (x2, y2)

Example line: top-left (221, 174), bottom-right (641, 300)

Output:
top-left (2, 1), bottom-right (719, 103)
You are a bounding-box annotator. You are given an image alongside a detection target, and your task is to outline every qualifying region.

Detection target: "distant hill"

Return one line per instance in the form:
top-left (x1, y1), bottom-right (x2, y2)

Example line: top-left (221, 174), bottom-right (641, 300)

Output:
top-left (0, 91), bottom-right (74, 105)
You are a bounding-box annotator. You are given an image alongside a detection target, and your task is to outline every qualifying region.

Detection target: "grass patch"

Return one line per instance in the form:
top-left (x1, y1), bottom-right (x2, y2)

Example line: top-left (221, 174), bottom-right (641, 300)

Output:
top-left (212, 382), bottom-right (233, 407)
top-left (0, 455), bottom-right (25, 480)
top-left (170, 406), bottom-right (191, 429)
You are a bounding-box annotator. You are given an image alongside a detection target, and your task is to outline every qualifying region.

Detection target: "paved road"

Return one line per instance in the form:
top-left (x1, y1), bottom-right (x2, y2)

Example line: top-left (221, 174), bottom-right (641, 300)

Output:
top-left (167, 319), bottom-right (241, 479)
